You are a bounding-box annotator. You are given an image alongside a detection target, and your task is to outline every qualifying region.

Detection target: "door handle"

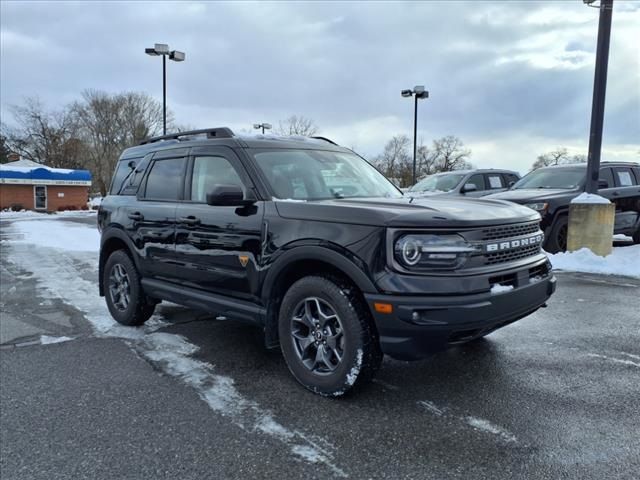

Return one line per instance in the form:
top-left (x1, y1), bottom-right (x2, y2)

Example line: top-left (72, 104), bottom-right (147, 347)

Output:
top-left (128, 212), bottom-right (144, 221)
top-left (612, 191), bottom-right (619, 197)
top-left (179, 216), bottom-right (201, 226)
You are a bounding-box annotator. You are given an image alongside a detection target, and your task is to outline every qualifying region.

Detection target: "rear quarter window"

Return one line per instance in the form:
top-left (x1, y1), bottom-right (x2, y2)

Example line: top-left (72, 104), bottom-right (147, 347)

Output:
top-left (614, 167), bottom-right (636, 187)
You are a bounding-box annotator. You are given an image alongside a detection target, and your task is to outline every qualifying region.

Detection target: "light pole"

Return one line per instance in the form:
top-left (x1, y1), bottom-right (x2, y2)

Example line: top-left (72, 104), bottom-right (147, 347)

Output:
top-left (253, 123), bottom-right (272, 134)
top-left (401, 86), bottom-right (429, 186)
top-left (145, 43), bottom-right (185, 135)
top-left (583, 0), bottom-right (614, 194)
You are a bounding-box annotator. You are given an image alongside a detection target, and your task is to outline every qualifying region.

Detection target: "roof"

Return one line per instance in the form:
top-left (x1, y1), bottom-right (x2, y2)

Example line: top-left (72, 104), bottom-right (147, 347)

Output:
top-left (119, 128), bottom-right (348, 160)
top-left (0, 160), bottom-right (92, 185)
top-left (538, 161), bottom-right (639, 170)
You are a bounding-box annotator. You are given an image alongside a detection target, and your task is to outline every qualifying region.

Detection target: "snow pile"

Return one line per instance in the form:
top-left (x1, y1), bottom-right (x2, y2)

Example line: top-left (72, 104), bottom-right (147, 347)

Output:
top-left (12, 219), bottom-right (99, 252)
top-left (570, 192), bottom-right (610, 204)
top-left (0, 210), bottom-right (45, 220)
top-left (547, 246), bottom-right (640, 278)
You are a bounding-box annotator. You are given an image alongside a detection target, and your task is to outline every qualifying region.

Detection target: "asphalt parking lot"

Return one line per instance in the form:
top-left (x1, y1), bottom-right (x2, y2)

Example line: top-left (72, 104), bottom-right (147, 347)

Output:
top-left (1, 215), bottom-right (639, 480)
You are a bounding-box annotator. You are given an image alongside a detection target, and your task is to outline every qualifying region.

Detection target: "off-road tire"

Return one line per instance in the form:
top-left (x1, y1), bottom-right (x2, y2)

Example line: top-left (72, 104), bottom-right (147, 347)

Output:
top-left (545, 215), bottom-right (568, 253)
top-left (278, 276), bottom-right (383, 397)
top-left (104, 250), bottom-right (155, 326)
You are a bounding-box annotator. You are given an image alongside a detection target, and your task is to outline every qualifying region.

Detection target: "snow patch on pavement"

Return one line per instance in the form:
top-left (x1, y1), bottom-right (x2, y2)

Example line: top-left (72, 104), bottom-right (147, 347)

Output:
top-left (5, 218), bottom-right (347, 477)
top-left (465, 416), bottom-right (517, 443)
top-left (547, 245), bottom-right (640, 279)
top-left (418, 400), bottom-right (446, 416)
top-left (586, 353), bottom-right (640, 368)
top-left (40, 335), bottom-right (73, 345)
top-left (11, 219), bottom-right (99, 252)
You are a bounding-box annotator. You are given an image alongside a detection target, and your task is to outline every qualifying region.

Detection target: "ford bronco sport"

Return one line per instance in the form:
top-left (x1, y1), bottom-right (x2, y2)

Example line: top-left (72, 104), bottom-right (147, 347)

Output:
top-left (98, 128), bottom-right (556, 396)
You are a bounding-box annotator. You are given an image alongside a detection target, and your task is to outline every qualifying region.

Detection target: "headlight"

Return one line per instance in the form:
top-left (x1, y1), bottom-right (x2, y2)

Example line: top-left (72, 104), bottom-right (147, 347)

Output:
top-left (394, 234), bottom-right (477, 270)
top-left (525, 202), bottom-right (548, 213)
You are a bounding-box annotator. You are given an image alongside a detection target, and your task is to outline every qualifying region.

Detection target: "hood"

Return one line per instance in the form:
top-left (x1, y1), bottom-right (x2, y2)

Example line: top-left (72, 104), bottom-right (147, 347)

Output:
top-left (274, 196), bottom-right (539, 228)
top-left (486, 188), bottom-right (577, 203)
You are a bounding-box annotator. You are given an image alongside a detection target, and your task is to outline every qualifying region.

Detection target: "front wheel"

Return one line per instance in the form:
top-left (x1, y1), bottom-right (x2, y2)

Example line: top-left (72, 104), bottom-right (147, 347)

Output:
top-left (104, 250), bottom-right (155, 326)
top-left (278, 276), bottom-right (382, 397)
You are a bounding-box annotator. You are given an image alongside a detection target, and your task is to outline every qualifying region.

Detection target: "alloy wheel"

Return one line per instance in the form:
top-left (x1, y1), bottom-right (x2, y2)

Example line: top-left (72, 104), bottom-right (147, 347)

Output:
top-left (108, 263), bottom-right (131, 311)
top-left (290, 297), bottom-right (345, 375)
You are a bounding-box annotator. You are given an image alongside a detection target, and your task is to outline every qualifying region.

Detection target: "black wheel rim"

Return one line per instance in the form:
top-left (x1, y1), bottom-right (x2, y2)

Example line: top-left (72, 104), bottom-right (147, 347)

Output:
top-left (290, 297), bottom-right (345, 375)
top-left (108, 263), bottom-right (131, 311)
top-left (558, 224), bottom-right (568, 251)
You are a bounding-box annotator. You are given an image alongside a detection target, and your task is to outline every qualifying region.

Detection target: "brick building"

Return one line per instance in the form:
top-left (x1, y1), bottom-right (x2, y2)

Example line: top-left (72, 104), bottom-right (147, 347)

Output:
top-left (0, 159), bottom-right (92, 212)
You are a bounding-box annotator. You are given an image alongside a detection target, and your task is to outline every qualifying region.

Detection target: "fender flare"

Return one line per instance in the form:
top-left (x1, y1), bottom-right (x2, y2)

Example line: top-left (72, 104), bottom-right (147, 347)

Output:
top-left (98, 227), bottom-right (141, 296)
top-left (260, 244), bottom-right (378, 305)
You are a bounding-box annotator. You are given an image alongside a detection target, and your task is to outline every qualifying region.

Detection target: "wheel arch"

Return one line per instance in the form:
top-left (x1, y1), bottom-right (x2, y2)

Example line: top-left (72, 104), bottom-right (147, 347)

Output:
top-left (99, 228), bottom-right (140, 297)
top-left (261, 245), bottom-right (378, 349)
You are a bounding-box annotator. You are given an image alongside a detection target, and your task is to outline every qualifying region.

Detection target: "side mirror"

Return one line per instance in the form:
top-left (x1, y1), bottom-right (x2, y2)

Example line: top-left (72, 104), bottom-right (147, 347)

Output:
top-left (461, 183), bottom-right (478, 194)
top-left (598, 179), bottom-right (609, 189)
top-left (206, 185), bottom-right (252, 206)
top-left (508, 181), bottom-right (516, 188)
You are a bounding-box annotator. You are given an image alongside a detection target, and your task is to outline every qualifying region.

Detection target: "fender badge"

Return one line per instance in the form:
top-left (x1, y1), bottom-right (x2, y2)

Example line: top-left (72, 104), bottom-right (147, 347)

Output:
top-left (239, 255), bottom-right (249, 267)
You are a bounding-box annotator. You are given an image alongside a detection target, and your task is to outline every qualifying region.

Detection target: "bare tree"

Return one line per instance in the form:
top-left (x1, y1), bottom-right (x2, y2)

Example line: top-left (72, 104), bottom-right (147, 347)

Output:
top-left (531, 148), bottom-right (586, 171)
top-left (431, 135), bottom-right (472, 172)
top-left (0, 132), bottom-right (12, 164)
top-left (277, 115), bottom-right (319, 136)
top-left (73, 90), bottom-right (165, 195)
top-left (2, 97), bottom-right (85, 169)
top-left (373, 135), bottom-right (412, 186)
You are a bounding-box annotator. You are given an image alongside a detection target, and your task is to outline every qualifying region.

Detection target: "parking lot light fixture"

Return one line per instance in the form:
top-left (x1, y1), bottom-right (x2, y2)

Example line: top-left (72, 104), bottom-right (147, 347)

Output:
top-left (145, 43), bottom-right (186, 135)
top-left (253, 123), bottom-right (272, 134)
top-left (401, 86), bottom-right (429, 186)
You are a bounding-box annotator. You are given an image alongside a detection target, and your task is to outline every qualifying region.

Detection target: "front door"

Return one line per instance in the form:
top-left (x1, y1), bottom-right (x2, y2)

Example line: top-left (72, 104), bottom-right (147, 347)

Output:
top-left (34, 185), bottom-right (47, 210)
top-left (174, 147), bottom-right (264, 302)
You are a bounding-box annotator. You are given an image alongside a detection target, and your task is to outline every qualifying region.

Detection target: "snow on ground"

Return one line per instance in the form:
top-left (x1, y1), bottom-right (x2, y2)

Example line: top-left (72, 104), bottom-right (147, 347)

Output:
top-left (547, 245), bottom-right (640, 279)
top-left (40, 335), bottom-right (74, 345)
top-left (12, 219), bottom-right (99, 252)
top-left (0, 210), bottom-right (96, 221)
top-left (3, 217), bottom-right (346, 477)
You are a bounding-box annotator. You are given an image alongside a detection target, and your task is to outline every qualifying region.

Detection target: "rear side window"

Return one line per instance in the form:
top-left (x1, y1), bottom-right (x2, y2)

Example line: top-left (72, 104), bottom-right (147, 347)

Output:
top-left (110, 157), bottom-right (141, 195)
top-left (144, 157), bottom-right (186, 200)
top-left (466, 174), bottom-right (485, 191)
top-left (485, 174), bottom-right (504, 190)
top-left (613, 167), bottom-right (636, 187)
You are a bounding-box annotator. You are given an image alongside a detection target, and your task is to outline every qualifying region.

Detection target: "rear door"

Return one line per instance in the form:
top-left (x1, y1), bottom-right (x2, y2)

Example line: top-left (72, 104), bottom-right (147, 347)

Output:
top-left (610, 166), bottom-right (640, 232)
top-left (133, 150), bottom-right (188, 280)
top-left (174, 146), bottom-right (264, 302)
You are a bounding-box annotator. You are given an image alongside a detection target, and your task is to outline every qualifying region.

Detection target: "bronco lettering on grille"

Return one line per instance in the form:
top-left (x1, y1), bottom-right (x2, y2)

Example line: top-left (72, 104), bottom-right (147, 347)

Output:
top-left (486, 234), bottom-right (543, 252)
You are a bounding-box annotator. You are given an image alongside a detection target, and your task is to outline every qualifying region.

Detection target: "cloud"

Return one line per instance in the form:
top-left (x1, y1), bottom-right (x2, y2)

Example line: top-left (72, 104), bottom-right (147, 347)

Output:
top-left (1, 1), bottom-right (638, 172)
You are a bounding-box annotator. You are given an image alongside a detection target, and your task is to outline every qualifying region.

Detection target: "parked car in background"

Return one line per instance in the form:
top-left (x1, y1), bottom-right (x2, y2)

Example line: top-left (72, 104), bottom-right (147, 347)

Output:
top-left (486, 162), bottom-right (640, 252)
top-left (407, 169), bottom-right (520, 198)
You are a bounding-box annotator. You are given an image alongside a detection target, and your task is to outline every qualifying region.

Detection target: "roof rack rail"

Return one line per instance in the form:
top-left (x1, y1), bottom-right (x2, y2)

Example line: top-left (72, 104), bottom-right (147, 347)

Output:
top-left (139, 127), bottom-right (235, 145)
top-left (310, 136), bottom-right (339, 146)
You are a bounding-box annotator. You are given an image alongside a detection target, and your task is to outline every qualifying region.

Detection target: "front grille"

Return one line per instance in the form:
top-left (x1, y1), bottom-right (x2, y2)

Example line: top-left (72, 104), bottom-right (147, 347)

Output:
top-left (485, 244), bottom-right (541, 265)
top-left (482, 221), bottom-right (539, 240)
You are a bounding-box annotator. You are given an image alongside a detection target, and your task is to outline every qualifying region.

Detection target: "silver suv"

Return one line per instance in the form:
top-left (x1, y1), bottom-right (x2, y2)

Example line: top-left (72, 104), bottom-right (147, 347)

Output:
top-left (407, 169), bottom-right (520, 198)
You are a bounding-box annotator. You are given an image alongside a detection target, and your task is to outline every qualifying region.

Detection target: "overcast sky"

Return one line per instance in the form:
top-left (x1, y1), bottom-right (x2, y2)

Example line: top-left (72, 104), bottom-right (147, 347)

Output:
top-left (1, 0), bottom-right (638, 173)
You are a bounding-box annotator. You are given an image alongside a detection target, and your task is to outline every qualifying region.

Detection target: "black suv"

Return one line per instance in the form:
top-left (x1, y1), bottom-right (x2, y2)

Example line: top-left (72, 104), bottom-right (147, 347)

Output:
top-left (98, 128), bottom-right (556, 396)
top-left (486, 162), bottom-right (640, 252)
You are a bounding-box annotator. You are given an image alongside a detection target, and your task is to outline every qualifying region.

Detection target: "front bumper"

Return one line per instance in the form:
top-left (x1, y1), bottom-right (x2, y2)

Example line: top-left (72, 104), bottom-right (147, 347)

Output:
top-left (365, 270), bottom-right (556, 360)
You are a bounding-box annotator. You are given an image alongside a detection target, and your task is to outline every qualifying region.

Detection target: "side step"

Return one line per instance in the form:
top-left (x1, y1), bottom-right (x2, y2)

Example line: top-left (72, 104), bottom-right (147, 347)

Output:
top-left (141, 278), bottom-right (265, 325)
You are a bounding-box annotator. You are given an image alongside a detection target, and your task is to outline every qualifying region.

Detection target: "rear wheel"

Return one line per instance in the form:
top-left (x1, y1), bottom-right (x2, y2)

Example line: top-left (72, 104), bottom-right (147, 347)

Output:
top-left (104, 250), bottom-right (155, 326)
top-left (545, 215), bottom-right (568, 253)
top-left (278, 276), bottom-right (382, 397)
top-left (633, 228), bottom-right (640, 244)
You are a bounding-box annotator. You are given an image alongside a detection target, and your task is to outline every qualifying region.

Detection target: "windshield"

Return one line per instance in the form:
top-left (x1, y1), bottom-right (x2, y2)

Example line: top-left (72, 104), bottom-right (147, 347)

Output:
top-left (513, 167), bottom-right (585, 189)
top-left (252, 150), bottom-right (402, 200)
top-left (408, 173), bottom-right (465, 193)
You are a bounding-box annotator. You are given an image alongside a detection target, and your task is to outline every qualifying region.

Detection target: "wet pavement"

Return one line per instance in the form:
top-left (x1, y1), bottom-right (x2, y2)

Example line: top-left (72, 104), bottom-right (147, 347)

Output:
top-left (1, 215), bottom-right (639, 479)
